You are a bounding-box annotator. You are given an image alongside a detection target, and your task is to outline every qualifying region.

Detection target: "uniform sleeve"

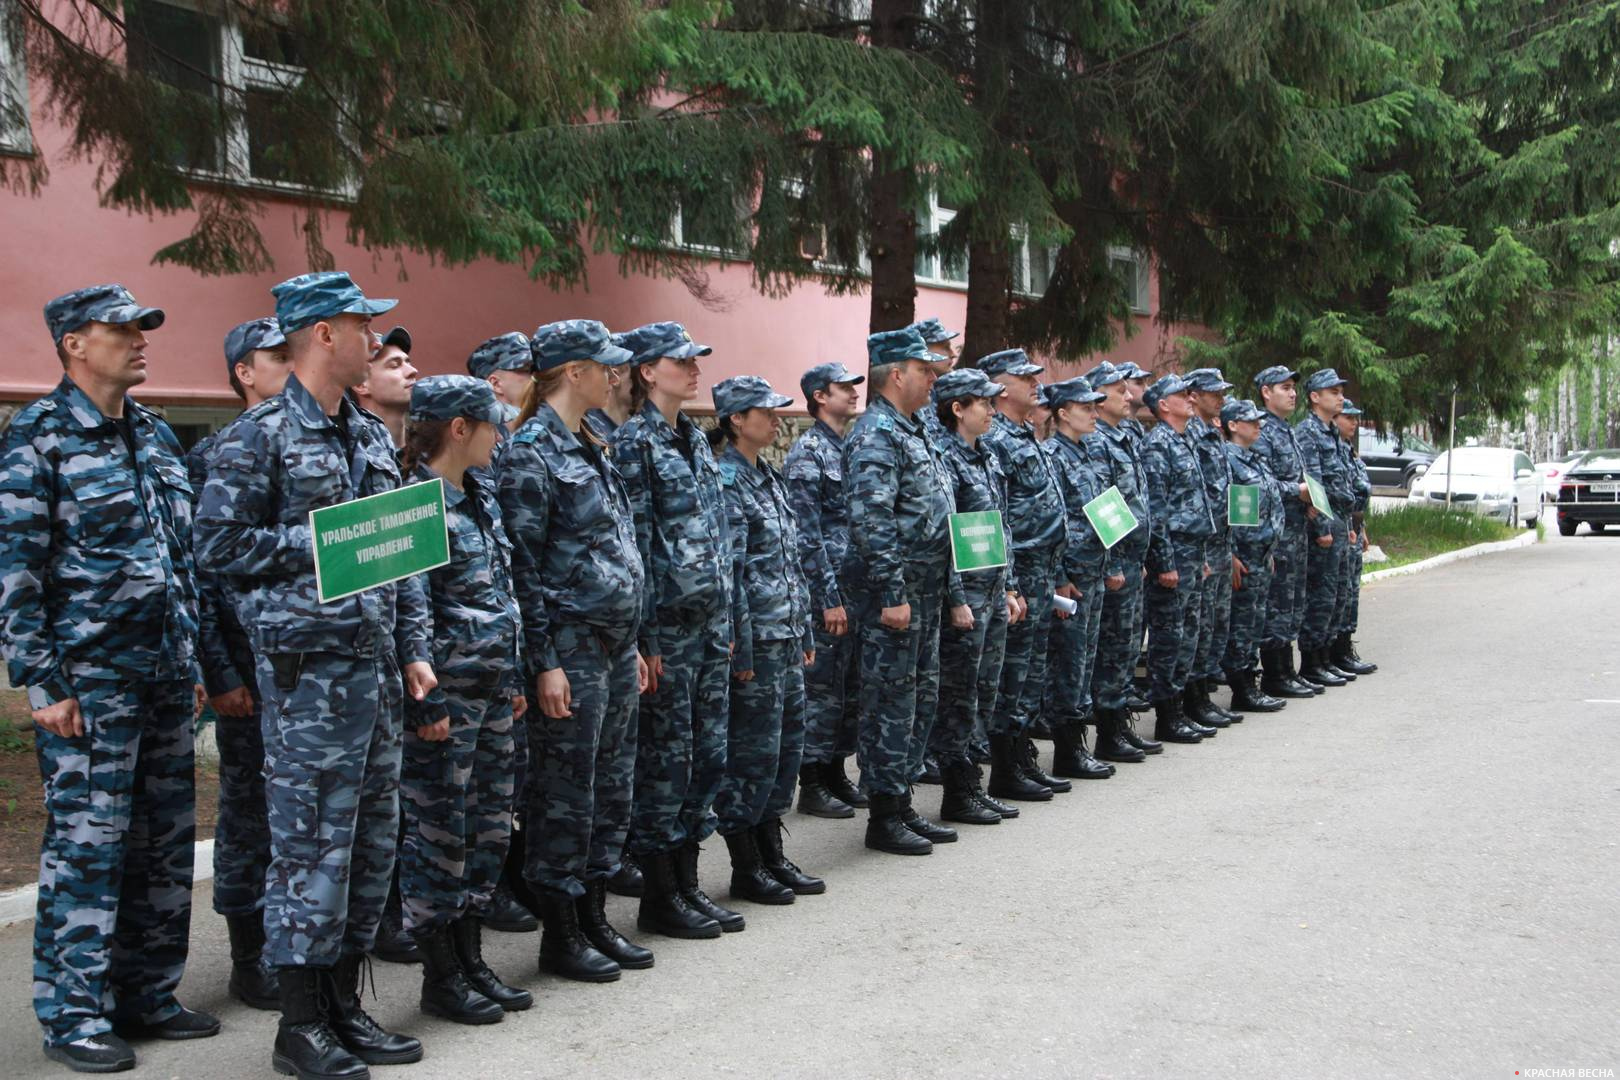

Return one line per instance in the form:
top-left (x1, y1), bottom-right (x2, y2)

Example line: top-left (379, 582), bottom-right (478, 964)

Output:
top-left (496, 441), bottom-right (562, 677)
top-left (0, 430), bottom-right (72, 706)
top-left (194, 420), bottom-right (314, 579)
top-left (401, 566), bottom-right (448, 726)
top-left (391, 567), bottom-right (432, 668)
top-left (785, 447), bottom-right (840, 611)
top-left (1257, 425), bottom-right (1297, 507)
top-left (720, 475), bottom-right (753, 672)
top-left (1295, 425), bottom-right (1330, 538)
top-left (614, 433), bottom-right (660, 655)
top-left (184, 442), bottom-right (246, 697)
top-left (1058, 467), bottom-right (1099, 587)
top-left (1142, 438), bottom-right (1174, 576)
top-left (846, 433), bottom-right (908, 608)
top-left (942, 456), bottom-right (969, 610)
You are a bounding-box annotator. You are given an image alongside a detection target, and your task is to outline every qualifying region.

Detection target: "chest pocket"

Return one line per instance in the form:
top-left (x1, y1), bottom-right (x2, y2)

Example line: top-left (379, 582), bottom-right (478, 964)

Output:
top-left (447, 513), bottom-right (493, 578)
top-left (149, 459), bottom-right (195, 535)
top-left (553, 463), bottom-right (615, 534)
top-left (283, 452), bottom-right (345, 512)
top-left (653, 453), bottom-right (699, 518)
top-left (67, 466), bottom-right (140, 547)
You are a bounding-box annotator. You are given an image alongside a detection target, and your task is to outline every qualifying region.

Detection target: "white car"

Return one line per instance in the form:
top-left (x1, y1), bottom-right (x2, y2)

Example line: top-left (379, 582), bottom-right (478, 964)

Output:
top-left (1405, 446), bottom-right (1541, 527)
top-left (1536, 452), bottom-right (1585, 504)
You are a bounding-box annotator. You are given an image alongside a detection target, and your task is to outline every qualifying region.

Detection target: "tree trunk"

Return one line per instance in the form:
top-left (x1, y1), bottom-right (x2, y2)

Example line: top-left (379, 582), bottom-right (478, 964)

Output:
top-left (867, 0), bottom-right (921, 332)
top-left (963, 232), bottom-right (1011, 365)
top-left (960, 0), bottom-right (1018, 365)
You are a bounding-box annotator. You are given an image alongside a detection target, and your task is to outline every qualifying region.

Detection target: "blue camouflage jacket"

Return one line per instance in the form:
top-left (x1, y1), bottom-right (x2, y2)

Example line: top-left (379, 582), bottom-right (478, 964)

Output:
top-left (1142, 420), bottom-right (1215, 574)
top-left (1044, 432), bottom-right (1111, 585)
top-left (1295, 412), bottom-right (1354, 536)
top-left (1224, 442), bottom-right (1284, 549)
top-left (1085, 419), bottom-right (1157, 571)
top-left (612, 402), bottom-right (731, 654)
top-left (718, 445), bottom-right (812, 670)
top-left (1190, 416), bottom-right (1232, 545)
top-left (784, 419), bottom-right (852, 612)
top-left (936, 430), bottom-right (1013, 607)
top-left (187, 431), bottom-right (256, 698)
top-left (842, 395), bottom-right (960, 606)
top-left (194, 371), bottom-right (430, 665)
top-left (0, 377), bottom-right (199, 706)
top-left (1349, 453), bottom-right (1372, 521)
top-left (495, 402), bottom-right (643, 678)
top-left (1255, 412), bottom-right (1309, 528)
top-left (981, 413), bottom-right (1067, 587)
top-left (407, 463), bottom-right (523, 725)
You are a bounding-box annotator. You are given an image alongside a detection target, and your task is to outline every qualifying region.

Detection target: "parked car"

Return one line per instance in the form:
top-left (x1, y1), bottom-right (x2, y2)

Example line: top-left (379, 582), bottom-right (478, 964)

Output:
top-left (1358, 429), bottom-right (1437, 490)
top-left (1536, 451), bottom-right (1586, 504)
top-left (1555, 449), bottom-right (1620, 536)
top-left (1405, 446), bottom-right (1540, 527)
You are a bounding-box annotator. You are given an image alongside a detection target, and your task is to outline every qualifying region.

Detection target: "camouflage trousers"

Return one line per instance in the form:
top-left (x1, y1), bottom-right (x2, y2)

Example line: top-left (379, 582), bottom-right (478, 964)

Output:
top-left (1223, 540), bottom-right (1277, 676)
top-left (1094, 548), bottom-right (1147, 710)
top-left (1344, 533), bottom-right (1364, 634)
top-left (930, 574), bottom-right (1008, 765)
top-left (1044, 567), bottom-right (1106, 726)
top-left (852, 573), bottom-right (945, 796)
top-left (1195, 537), bottom-right (1234, 682)
top-left (256, 651), bottom-right (403, 968)
top-left (399, 679), bottom-right (517, 932)
top-left (523, 621), bottom-right (639, 899)
top-left (1262, 522), bottom-right (1309, 650)
top-left (716, 637), bottom-right (808, 833)
top-left (1301, 520), bottom-right (1349, 650)
top-left (211, 710), bottom-right (270, 917)
top-left (1146, 535), bottom-right (1208, 701)
top-left (992, 543), bottom-right (1063, 737)
top-left (801, 608), bottom-right (859, 766)
top-left (629, 609), bottom-right (729, 856)
top-left (33, 677), bottom-right (195, 1047)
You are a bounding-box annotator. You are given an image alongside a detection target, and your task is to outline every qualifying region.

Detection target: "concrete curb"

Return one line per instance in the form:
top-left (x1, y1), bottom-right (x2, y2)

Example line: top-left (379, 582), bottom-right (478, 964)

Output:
top-left (1361, 530), bottom-right (1538, 584)
top-left (0, 839), bottom-right (215, 928)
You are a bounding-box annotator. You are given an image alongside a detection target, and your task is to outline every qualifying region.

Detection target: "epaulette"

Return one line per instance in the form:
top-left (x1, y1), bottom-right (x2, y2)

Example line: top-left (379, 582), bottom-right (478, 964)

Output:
top-left (718, 461), bottom-right (739, 486)
top-left (871, 412), bottom-right (894, 433)
top-left (511, 423), bottom-right (542, 447)
top-left (9, 397), bottom-right (57, 430)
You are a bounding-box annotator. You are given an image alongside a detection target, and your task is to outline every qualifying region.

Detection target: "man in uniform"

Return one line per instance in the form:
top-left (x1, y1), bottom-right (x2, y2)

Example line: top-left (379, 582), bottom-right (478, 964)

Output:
top-left (980, 348), bottom-right (1072, 801)
top-left (1334, 401), bottom-right (1378, 675)
top-left (1116, 361), bottom-right (1157, 712)
top-left (786, 361), bottom-right (868, 819)
top-left (843, 329), bottom-right (963, 855)
top-left (351, 325), bottom-right (417, 447)
top-left (2, 285), bottom-right (219, 1073)
top-left (196, 271), bottom-right (438, 1078)
top-left (1252, 365), bottom-right (1321, 700)
top-left (1141, 374), bottom-right (1218, 744)
top-left (908, 317), bottom-right (959, 445)
top-left (1219, 399), bottom-right (1287, 713)
top-left (467, 331), bottom-right (535, 430)
top-left (188, 317), bottom-right (290, 1012)
top-left (1184, 368), bottom-right (1242, 728)
top-left (1294, 368), bottom-right (1356, 687)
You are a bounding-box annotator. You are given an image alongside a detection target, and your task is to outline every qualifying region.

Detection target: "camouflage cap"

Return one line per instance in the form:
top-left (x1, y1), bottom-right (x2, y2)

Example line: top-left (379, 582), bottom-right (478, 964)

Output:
top-left (223, 316), bottom-right (286, 370)
top-left (867, 328), bottom-right (932, 368)
top-left (1220, 397), bottom-right (1265, 424)
top-left (531, 319), bottom-right (633, 372)
top-left (800, 361), bottom-right (865, 400)
top-left (409, 374), bottom-right (505, 425)
top-left (45, 284), bottom-right (165, 345)
top-left (1303, 368), bottom-right (1349, 392)
top-left (932, 367), bottom-right (1004, 403)
top-left (1340, 397), bottom-right (1363, 417)
top-left (1116, 361), bottom-right (1153, 380)
top-left (467, 332), bottom-right (533, 379)
top-left (271, 271), bottom-right (398, 335)
top-left (713, 374), bottom-right (794, 419)
top-left (1253, 364), bottom-right (1301, 387)
top-left (1080, 360), bottom-right (1127, 387)
top-left (1142, 372), bottom-right (1193, 412)
top-left (977, 348), bottom-right (1045, 378)
top-left (379, 326), bottom-right (412, 355)
top-left (907, 317), bottom-right (959, 344)
top-left (1046, 376), bottom-right (1106, 407)
top-left (1185, 367), bottom-right (1234, 393)
top-left (614, 321), bottom-right (713, 367)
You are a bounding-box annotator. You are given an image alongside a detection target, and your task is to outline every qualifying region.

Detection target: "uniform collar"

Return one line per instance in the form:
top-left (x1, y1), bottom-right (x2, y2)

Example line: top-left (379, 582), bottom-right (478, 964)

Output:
top-left (412, 462), bottom-right (468, 509)
top-left (637, 399), bottom-right (701, 444)
top-left (992, 411), bottom-right (1034, 438)
top-left (812, 418), bottom-right (845, 446)
top-left (529, 401), bottom-right (589, 455)
top-left (282, 369), bottom-right (366, 433)
top-left (52, 375), bottom-right (145, 432)
top-left (870, 393), bottom-right (921, 434)
top-left (720, 443), bottom-right (767, 480)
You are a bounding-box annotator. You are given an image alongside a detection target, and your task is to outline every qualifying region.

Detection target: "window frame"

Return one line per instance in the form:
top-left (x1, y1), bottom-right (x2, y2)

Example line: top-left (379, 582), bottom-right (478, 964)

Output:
top-left (1107, 245), bottom-right (1152, 315)
top-left (915, 190), bottom-right (968, 290)
top-left (1011, 225), bottom-right (1056, 299)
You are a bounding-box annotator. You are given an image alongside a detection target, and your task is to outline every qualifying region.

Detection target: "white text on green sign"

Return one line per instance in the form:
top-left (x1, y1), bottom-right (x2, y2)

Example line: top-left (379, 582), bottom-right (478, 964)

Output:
top-left (950, 510), bottom-right (1008, 572)
top-left (1082, 486), bottom-right (1140, 550)
top-left (1228, 483), bottom-right (1261, 527)
top-left (311, 478), bottom-right (451, 603)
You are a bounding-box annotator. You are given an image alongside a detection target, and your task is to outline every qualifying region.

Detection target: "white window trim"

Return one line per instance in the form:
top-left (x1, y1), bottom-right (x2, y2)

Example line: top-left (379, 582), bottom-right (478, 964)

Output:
top-left (1011, 225), bottom-right (1056, 299)
top-left (0, 1), bottom-right (33, 155)
top-left (1107, 245), bottom-right (1152, 315)
top-left (916, 191), bottom-right (967, 291)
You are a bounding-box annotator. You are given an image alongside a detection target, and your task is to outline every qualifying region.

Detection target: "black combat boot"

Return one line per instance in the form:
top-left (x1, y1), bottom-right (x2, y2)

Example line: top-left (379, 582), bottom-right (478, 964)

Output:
top-left (1262, 646), bottom-right (1314, 698)
top-left (755, 817), bottom-right (826, 894)
top-left (413, 923), bottom-right (503, 1025)
top-left (1322, 645), bottom-right (1357, 681)
top-left (576, 878), bottom-right (653, 969)
top-left (327, 953), bottom-right (423, 1065)
top-left (917, 753), bottom-right (943, 785)
top-left (272, 967), bottom-right (368, 1080)
top-left (450, 916), bottom-right (532, 1010)
top-left (899, 787), bottom-right (958, 843)
top-left (864, 792), bottom-right (933, 855)
top-left (1093, 707), bottom-right (1147, 763)
top-left (486, 831), bottom-right (539, 933)
top-left (823, 757), bottom-right (868, 808)
top-left (1335, 632), bottom-right (1377, 674)
top-left (1201, 677), bottom-right (1243, 722)
top-left (535, 888), bottom-right (621, 983)
top-left (1229, 670), bottom-right (1284, 713)
top-left (1300, 646), bottom-right (1345, 687)
top-left (225, 912), bottom-right (281, 1011)
top-left (970, 764), bottom-right (1019, 818)
top-left (723, 830), bottom-right (796, 904)
top-left (637, 849), bottom-right (724, 939)
top-left (676, 842), bottom-right (745, 932)
top-left (1116, 706), bottom-right (1163, 755)
top-left (606, 848), bottom-right (644, 898)
top-left (1184, 682), bottom-right (1229, 728)
top-left (796, 762), bottom-right (854, 819)
top-left (1152, 697), bottom-right (1203, 744)
top-left (1052, 721), bottom-right (1114, 779)
top-left (987, 733), bottom-right (1052, 801)
top-left (938, 759), bottom-right (1002, 825)
top-left (1018, 736), bottom-right (1073, 792)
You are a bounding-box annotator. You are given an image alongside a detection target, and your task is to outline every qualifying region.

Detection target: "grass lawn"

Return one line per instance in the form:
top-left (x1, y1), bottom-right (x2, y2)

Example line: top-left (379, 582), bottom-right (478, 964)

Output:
top-left (1364, 503), bottom-right (1522, 573)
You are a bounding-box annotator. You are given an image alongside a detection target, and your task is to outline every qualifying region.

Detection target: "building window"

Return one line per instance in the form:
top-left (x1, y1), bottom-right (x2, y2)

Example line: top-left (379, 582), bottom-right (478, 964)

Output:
top-left (1012, 228), bottom-right (1056, 298)
top-left (0, 1), bottom-right (33, 155)
top-left (1108, 246), bottom-right (1152, 315)
top-left (916, 190), bottom-right (967, 287)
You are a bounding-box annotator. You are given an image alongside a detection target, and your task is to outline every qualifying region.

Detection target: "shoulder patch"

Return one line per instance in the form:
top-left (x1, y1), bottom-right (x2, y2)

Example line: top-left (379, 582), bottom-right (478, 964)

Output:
top-left (718, 461), bottom-right (739, 486)
top-left (872, 412), bottom-right (894, 433)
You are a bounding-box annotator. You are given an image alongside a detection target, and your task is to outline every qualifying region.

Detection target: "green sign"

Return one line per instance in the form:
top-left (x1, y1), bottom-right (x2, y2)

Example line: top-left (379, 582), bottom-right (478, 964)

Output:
top-left (1304, 473), bottom-right (1335, 520)
top-left (1082, 485), bottom-right (1140, 550)
top-left (311, 479), bottom-right (451, 603)
top-left (950, 510), bottom-right (1008, 572)
top-left (1228, 483), bottom-right (1261, 527)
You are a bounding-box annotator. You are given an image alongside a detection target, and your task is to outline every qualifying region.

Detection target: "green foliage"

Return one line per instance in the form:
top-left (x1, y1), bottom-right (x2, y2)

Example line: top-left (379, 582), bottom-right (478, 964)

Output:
top-left (1366, 503), bottom-right (1519, 570)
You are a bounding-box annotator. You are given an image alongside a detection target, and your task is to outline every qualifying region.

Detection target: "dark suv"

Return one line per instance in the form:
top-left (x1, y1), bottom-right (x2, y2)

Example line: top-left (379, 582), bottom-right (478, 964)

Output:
top-left (1556, 449), bottom-right (1620, 536)
top-left (1358, 429), bottom-right (1437, 491)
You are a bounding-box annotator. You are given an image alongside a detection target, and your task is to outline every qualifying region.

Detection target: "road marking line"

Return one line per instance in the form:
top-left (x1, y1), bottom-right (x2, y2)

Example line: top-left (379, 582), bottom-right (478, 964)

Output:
top-left (1582, 699), bottom-right (1620, 704)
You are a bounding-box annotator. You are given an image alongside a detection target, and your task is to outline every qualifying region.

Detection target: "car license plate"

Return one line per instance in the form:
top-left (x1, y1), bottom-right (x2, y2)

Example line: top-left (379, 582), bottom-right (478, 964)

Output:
top-left (1591, 481), bottom-right (1620, 494)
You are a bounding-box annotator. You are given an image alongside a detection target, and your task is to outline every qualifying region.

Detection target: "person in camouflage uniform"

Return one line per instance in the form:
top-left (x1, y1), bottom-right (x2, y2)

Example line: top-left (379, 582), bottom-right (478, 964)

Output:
top-left (494, 319), bottom-right (650, 984)
top-left (1219, 399), bottom-right (1288, 713)
top-left (1117, 362), bottom-right (1158, 711)
top-left (785, 361), bottom-right (868, 819)
top-left (843, 329), bottom-right (966, 856)
top-left (1184, 369), bottom-right (1243, 729)
top-left (1141, 373), bottom-right (1219, 745)
top-left (1334, 402), bottom-right (1378, 676)
top-left (393, 376), bottom-right (532, 1026)
top-left (709, 376), bottom-right (822, 904)
top-left (979, 348), bottom-right (1072, 802)
top-left (187, 316), bottom-right (290, 1013)
top-left (928, 369), bottom-right (1020, 826)
top-left (908, 317), bottom-right (960, 446)
top-left (0, 285), bottom-right (218, 1073)
top-left (1295, 368), bottom-right (1357, 688)
top-left (467, 331), bottom-right (534, 428)
top-left (1252, 365), bottom-right (1322, 700)
top-left (1042, 376), bottom-right (1120, 782)
top-left (609, 321), bottom-right (743, 940)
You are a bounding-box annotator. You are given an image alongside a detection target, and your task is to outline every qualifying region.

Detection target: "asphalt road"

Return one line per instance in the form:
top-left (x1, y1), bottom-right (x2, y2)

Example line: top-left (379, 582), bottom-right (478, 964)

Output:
top-left (2, 532), bottom-right (1618, 1079)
